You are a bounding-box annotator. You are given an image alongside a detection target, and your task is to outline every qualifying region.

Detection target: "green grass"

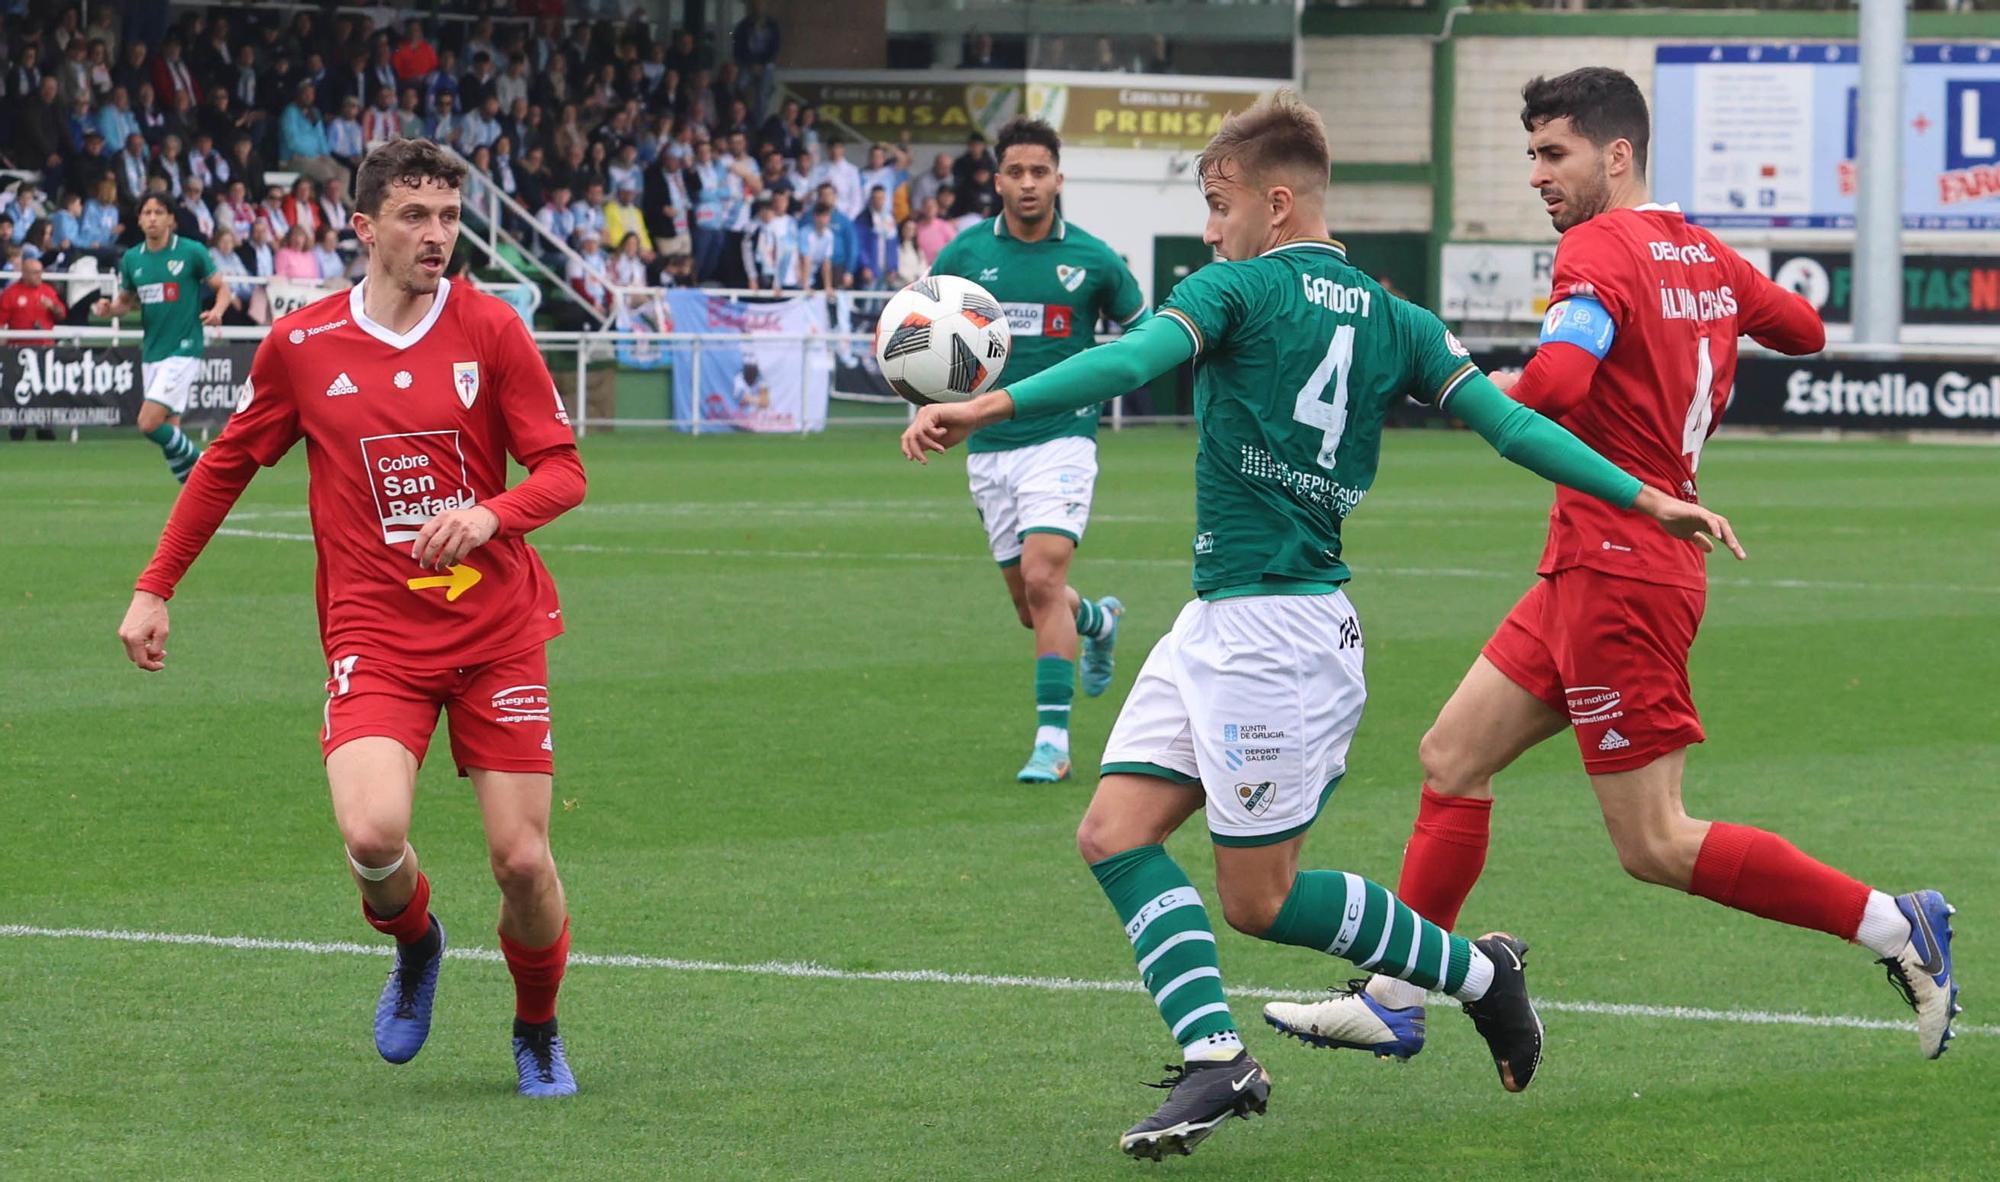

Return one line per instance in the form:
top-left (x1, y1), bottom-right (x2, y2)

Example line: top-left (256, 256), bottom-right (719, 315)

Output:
top-left (2, 428), bottom-right (1996, 1179)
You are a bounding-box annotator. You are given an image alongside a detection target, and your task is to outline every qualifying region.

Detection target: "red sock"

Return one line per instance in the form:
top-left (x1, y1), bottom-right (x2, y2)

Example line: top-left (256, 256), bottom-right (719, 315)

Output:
top-left (1396, 786), bottom-right (1492, 931)
top-left (1688, 822), bottom-right (1870, 939)
top-left (362, 872), bottom-right (433, 944)
top-left (500, 917), bottom-right (571, 1025)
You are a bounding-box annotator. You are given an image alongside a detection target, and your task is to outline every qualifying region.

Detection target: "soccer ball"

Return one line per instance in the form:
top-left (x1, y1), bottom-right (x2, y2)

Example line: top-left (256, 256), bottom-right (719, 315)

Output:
top-left (873, 275), bottom-right (1012, 404)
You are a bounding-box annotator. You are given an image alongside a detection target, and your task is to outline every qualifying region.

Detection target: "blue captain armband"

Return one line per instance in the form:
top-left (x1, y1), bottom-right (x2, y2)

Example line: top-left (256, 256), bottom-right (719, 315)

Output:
top-left (1538, 295), bottom-right (1616, 359)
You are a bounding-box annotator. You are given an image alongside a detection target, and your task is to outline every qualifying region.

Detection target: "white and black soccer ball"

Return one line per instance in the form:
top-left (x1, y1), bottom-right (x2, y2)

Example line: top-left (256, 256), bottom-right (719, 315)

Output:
top-left (873, 275), bottom-right (1012, 404)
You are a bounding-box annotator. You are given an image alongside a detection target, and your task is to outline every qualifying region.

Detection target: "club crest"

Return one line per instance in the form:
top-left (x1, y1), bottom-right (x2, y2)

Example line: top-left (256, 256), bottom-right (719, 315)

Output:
top-left (453, 361), bottom-right (479, 408)
top-left (166, 259), bottom-right (185, 276)
top-left (1056, 264), bottom-right (1087, 292)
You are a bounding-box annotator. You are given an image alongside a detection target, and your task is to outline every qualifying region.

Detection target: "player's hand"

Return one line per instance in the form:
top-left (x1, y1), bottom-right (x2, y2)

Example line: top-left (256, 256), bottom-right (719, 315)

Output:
top-left (410, 505), bottom-right (501, 570)
top-left (900, 392), bottom-right (1013, 464)
top-left (92, 298), bottom-right (112, 318)
top-left (200, 304), bottom-right (226, 327)
top-left (1634, 486), bottom-right (1746, 560)
top-left (117, 592), bottom-right (171, 672)
top-left (1488, 368), bottom-right (1522, 393)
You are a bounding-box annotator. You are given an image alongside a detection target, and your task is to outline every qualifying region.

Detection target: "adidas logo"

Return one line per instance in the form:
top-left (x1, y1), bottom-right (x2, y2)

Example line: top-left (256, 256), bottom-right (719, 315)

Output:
top-left (324, 372), bottom-right (359, 397)
top-left (1598, 728), bottom-right (1631, 752)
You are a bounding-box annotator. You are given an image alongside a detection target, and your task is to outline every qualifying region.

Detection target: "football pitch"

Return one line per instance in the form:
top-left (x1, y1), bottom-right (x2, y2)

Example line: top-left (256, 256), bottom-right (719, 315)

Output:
top-left (3, 427), bottom-right (1995, 1178)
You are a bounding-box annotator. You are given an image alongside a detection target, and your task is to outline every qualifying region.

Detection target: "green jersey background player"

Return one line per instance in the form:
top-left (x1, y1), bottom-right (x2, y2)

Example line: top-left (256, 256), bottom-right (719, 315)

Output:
top-left (93, 193), bottom-right (235, 483)
top-left (902, 91), bottom-right (1738, 1160)
top-left (927, 118), bottom-right (1149, 785)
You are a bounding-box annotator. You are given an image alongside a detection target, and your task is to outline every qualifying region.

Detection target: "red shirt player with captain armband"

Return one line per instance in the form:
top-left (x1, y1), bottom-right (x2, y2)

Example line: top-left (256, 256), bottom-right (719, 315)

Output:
top-left (1305, 68), bottom-right (1960, 1067)
top-left (116, 139), bottom-right (589, 1096)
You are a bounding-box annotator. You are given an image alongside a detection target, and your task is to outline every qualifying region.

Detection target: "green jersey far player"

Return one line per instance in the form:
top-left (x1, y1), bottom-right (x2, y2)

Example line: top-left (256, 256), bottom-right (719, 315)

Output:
top-left (903, 91), bottom-right (1739, 1160)
top-left (94, 193), bottom-right (235, 483)
top-left (927, 118), bottom-right (1149, 785)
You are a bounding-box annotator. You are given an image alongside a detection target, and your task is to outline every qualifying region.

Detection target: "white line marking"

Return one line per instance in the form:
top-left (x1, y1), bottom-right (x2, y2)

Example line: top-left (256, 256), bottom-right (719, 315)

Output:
top-left (209, 529), bottom-right (2000, 596)
top-left (3, 924), bottom-right (1985, 1040)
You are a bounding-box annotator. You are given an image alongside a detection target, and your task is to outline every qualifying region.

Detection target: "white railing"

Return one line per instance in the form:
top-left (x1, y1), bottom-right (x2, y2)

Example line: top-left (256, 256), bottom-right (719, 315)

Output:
top-left (440, 146), bottom-right (613, 327)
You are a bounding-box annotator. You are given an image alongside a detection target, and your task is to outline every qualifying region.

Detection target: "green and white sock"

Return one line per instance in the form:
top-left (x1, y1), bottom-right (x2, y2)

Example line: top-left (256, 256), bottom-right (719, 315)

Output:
top-left (146, 423), bottom-right (201, 483)
top-left (1091, 844), bottom-right (1243, 1060)
top-left (1034, 655), bottom-right (1072, 750)
top-left (1075, 596), bottom-right (1111, 640)
top-left (1266, 869), bottom-right (1494, 1001)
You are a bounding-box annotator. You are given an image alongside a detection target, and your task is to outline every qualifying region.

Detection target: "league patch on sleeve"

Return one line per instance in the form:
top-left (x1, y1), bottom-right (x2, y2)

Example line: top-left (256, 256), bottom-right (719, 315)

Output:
top-left (1539, 295), bottom-right (1617, 359)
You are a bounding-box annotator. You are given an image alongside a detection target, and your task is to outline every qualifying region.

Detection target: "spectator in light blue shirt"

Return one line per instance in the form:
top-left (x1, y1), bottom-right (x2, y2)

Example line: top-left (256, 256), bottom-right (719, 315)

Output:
top-left (79, 179), bottom-right (122, 252)
top-left (96, 86), bottom-right (140, 148)
top-left (326, 96), bottom-right (365, 171)
top-left (461, 95), bottom-right (503, 153)
top-left (50, 192), bottom-right (84, 253)
top-left (280, 81), bottom-right (342, 188)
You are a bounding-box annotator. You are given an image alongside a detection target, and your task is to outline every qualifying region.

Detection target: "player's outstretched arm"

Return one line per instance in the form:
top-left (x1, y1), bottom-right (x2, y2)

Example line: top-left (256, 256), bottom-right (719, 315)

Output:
top-left (1448, 375), bottom-right (1746, 560)
top-left (121, 444), bottom-right (266, 671)
top-left (1737, 262), bottom-right (1827, 356)
top-left (900, 315), bottom-right (1192, 463)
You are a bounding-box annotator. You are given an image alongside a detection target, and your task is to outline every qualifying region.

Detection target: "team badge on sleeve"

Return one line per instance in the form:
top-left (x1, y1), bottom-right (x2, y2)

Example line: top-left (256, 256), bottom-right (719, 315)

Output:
top-left (453, 362), bottom-right (480, 409)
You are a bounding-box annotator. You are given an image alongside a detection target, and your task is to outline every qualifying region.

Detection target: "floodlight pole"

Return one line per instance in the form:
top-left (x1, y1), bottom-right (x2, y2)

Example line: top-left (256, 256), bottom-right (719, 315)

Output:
top-left (1853, 0), bottom-right (1906, 346)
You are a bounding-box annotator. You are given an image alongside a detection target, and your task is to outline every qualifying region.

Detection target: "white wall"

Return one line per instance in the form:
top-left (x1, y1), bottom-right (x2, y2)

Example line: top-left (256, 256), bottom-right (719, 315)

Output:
top-left (1058, 147), bottom-right (1210, 302)
top-left (1302, 37), bottom-right (1433, 165)
top-left (1451, 36), bottom-right (1658, 243)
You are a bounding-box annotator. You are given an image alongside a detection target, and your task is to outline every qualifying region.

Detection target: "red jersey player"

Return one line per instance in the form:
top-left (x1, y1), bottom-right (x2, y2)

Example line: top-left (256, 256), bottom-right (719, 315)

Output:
top-left (115, 140), bottom-right (588, 1097)
top-left (1264, 68), bottom-right (1959, 1071)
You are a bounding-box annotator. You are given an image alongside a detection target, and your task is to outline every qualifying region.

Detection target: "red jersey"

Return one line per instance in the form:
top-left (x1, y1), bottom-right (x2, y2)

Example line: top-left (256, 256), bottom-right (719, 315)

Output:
top-left (136, 278), bottom-right (586, 667)
top-left (1529, 205), bottom-right (1822, 590)
top-left (1, 280), bottom-right (65, 342)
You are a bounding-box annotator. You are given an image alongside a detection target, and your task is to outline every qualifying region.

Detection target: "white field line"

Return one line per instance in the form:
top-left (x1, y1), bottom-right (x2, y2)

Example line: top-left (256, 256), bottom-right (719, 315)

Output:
top-left (2, 923), bottom-right (1984, 1040)
top-left (210, 528), bottom-right (2000, 597)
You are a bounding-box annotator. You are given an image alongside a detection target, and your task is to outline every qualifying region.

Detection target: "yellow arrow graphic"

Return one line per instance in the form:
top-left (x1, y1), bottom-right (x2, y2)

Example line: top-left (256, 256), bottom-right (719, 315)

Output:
top-left (405, 563), bottom-right (482, 602)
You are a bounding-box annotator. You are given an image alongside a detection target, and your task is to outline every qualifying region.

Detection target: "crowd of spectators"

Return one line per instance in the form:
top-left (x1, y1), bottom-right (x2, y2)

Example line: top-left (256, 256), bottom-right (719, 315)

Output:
top-left (0, 2), bottom-right (1011, 329)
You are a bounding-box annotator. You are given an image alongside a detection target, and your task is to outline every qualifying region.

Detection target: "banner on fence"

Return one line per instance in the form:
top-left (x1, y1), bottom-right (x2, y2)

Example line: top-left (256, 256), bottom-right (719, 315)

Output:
top-left (1441, 243), bottom-right (1772, 323)
top-left (663, 291), bottom-right (832, 432)
top-left (1769, 251), bottom-right (2000, 326)
top-left (1464, 344), bottom-right (2000, 431)
top-left (268, 280), bottom-right (333, 320)
top-left (0, 342), bottom-right (257, 430)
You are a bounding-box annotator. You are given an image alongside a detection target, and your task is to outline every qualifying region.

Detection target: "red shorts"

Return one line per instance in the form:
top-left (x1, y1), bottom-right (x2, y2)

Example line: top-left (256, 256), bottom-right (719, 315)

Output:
top-left (1481, 568), bottom-right (1706, 774)
top-left (320, 646), bottom-right (555, 777)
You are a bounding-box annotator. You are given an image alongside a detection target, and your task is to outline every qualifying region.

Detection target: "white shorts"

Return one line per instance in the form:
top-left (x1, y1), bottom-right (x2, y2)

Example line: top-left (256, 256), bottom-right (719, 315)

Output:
top-left (142, 356), bottom-right (202, 416)
top-left (1102, 591), bottom-right (1367, 846)
top-left (964, 436), bottom-right (1097, 566)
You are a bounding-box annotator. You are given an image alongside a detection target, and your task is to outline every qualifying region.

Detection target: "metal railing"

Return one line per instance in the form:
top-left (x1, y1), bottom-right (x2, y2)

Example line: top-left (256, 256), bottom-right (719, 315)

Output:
top-left (439, 146), bottom-right (614, 328)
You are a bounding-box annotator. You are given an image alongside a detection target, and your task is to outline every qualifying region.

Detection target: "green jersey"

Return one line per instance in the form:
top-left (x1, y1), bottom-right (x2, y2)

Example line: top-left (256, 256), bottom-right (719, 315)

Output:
top-left (1155, 239), bottom-right (1478, 595)
top-left (118, 235), bottom-right (215, 362)
top-left (930, 215), bottom-right (1147, 453)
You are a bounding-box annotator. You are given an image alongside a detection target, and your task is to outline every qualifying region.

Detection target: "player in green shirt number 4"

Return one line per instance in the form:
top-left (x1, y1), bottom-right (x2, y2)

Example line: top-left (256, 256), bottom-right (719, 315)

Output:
top-left (902, 92), bottom-right (1742, 1161)
top-left (94, 193), bottom-right (236, 484)
top-left (926, 119), bottom-right (1149, 785)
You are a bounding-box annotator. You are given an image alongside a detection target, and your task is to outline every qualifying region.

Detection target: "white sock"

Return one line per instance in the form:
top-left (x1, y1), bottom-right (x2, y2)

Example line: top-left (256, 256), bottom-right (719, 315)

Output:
top-left (1854, 890), bottom-right (1912, 958)
top-left (1035, 725), bottom-right (1069, 751)
top-left (1183, 1030), bottom-right (1244, 1063)
top-left (1449, 947), bottom-right (1496, 1003)
top-left (1367, 975), bottom-right (1429, 1010)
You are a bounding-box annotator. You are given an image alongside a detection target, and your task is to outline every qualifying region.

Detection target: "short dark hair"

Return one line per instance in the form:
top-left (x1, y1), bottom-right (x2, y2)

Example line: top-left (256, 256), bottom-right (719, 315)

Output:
top-left (1521, 67), bottom-right (1650, 176)
top-left (354, 138), bottom-right (467, 215)
top-left (994, 117), bottom-right (1060, 167)
top-left (135, 192), bottom-right (176, 219)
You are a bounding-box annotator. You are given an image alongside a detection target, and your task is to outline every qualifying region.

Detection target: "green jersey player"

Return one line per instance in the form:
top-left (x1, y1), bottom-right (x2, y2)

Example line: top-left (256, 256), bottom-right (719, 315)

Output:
top-left (901, 91), bottom-right (1737, 1160)
top-left (93, 193), bottom-right (235, 483)
top-left (927, 118), bottom-right (1149, 784)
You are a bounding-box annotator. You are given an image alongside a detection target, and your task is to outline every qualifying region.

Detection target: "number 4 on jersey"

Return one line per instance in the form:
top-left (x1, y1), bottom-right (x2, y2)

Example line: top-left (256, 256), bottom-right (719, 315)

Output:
top-left (1293, 324), bottom-right (1355, 469)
